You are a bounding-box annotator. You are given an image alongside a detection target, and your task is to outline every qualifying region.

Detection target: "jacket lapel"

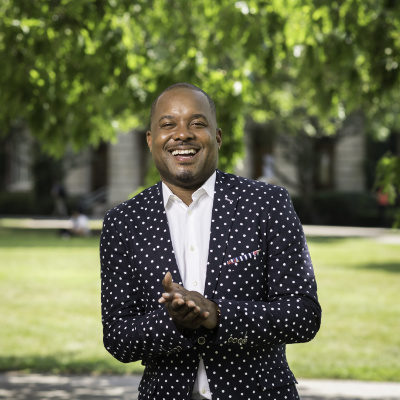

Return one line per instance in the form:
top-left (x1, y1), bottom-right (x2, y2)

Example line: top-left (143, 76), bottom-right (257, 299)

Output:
top-left (144, 182), bottom-right (183, 286)
top-left (204, 170), bottom-right (239, 299)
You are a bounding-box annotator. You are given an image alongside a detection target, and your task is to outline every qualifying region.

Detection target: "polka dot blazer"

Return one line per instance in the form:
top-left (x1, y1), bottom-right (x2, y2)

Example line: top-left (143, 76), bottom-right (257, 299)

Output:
top-left (100, 170), bottom-right (321, 400)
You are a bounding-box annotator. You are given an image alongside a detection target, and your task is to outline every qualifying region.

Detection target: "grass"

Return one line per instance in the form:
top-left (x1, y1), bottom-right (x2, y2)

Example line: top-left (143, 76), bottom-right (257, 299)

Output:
top-left (287, 236), bottom-right (400, 381)
top-left (0, 228), bottom-right (141, 375)
top-left (1, 227), bottom-right (400, 381)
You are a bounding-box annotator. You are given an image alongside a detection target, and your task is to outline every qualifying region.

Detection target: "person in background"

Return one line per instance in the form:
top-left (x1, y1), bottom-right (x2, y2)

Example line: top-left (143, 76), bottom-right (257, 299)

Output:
top-left (51, 181), bottom-right (68, 217)
top-left (69, 208), bottom-right (90, 237)
top-left (100, 83), bottom-right (321, 400)
top-left (376, 186), bottom-right (390, 227)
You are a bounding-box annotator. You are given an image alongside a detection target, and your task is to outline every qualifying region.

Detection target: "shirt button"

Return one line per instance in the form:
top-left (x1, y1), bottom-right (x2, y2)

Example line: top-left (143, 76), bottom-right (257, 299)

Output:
top-left (201, 389), bottom-right (207, 394)
top-left (188, 210), bottom-right (192, 215)
top-left (198, 337), bottom-right (205, 345)
top-left (193, 281), bottom-right (198, 286)
top-left (190, 245), bottom-right (195, 251)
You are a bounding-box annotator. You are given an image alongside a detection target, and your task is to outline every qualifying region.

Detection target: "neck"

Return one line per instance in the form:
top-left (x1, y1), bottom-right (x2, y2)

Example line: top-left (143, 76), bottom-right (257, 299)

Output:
top-left (162, 182), bottom-right (198, 206)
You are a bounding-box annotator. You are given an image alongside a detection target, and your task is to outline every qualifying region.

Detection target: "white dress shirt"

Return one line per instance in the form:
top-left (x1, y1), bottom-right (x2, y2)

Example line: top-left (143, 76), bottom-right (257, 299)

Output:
top-left (162, 171), bottom-right (216, 400)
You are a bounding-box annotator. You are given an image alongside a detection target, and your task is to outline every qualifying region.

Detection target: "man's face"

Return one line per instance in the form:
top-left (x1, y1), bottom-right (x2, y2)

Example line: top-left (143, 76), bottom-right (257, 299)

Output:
top-left (146, 88), bottom-right (222, 190)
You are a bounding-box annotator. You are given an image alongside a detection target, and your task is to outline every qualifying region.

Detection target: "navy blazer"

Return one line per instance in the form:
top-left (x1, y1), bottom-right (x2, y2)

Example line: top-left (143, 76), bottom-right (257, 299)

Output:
top-left (100, 170), bottom-right (321, 400)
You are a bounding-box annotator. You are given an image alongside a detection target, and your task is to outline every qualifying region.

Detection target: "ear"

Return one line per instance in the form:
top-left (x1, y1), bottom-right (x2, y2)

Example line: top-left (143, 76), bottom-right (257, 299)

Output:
top-left (216, 128), bottom-right (222, 150)
top-left (146, 130), bottom-right (152, 152)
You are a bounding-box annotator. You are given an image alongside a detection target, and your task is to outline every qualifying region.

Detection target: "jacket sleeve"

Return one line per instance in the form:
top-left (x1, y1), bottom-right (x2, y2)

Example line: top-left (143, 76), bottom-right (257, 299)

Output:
top-left (100, 211), bottom-right (194, 364)
top-left (213, 187), bottom-right (321, 347)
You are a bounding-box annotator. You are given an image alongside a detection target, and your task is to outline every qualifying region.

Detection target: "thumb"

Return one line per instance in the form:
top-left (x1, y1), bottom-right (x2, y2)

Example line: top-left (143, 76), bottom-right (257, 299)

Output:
top-left (162, 271), bottom-right (173, 292)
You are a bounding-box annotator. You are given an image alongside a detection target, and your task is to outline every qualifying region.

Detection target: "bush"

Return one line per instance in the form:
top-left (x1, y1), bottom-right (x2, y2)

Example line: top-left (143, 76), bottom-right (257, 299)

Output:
top-left (292, 191), bottom-right (395, 227)
top-left (0, 191), bottom-right (54, 216)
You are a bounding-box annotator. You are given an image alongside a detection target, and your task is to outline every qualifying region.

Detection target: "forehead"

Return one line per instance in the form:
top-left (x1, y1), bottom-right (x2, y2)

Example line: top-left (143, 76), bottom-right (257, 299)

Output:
top-left (153, 88), bottom-right (213, 118)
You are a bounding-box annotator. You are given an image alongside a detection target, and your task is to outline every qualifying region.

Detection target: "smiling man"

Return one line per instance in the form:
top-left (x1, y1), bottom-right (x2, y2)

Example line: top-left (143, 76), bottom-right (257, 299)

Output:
top-left (100, 83), bottom-right (321, 400)
top-left (146, 85), bottom-right (222, 204)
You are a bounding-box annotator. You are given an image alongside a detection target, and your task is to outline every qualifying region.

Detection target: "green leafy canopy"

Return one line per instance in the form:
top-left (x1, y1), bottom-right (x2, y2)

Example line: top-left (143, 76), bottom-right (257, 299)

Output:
top-left (1, 0), bottom-right (400, 172)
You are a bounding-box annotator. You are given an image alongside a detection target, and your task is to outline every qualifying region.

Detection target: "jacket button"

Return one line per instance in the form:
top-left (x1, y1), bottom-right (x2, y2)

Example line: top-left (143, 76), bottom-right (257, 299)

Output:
top-left (198, 337), bottom-right (206, 345)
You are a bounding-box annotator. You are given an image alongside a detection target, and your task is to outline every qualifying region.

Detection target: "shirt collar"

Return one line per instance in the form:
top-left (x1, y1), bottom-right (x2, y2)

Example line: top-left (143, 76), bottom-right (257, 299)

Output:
top-left (162, 171), bottom-right (216, 207)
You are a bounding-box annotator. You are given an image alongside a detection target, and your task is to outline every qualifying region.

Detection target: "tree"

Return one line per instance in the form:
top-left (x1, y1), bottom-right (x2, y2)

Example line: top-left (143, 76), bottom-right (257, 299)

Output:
top-left (0, 0), bottom-right (254, 170)
top-left (1, 0), bottom-right (400, 183)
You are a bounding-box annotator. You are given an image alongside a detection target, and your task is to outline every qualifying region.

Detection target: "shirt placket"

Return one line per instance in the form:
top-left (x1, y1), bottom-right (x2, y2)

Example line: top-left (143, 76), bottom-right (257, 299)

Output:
top-left (185, 201), bottom-right (201, 293)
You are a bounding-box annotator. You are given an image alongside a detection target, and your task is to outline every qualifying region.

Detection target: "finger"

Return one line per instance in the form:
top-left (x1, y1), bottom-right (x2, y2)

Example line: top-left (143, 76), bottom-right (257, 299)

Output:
top-left (159, 293), bottom-right (172, 303)
top-left (163, 292), bottom-right (182, 299)
top-left (159, 291), bottom-right (182, 304)
top-left (169, 298), bottom-right (186, 311)
top-left (180, 306), bottom-right (202, 322)
top-left (166, 300), bottom-right (186, 315)
top-left (174, 297), bottom-right (185, 307)
top-left (162, 271), bottom-right (173, 292)
top-left (173, 304), bottom-right (200, 319)
top-left (186, 300), bottom-right (198, 309)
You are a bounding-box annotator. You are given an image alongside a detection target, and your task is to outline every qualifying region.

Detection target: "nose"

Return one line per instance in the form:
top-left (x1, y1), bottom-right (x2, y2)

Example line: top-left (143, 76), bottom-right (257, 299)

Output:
top-left (171, 123), bottom-right (194, 141)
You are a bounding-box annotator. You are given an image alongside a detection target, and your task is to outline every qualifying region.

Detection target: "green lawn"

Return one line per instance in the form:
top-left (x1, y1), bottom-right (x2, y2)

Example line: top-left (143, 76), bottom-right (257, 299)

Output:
top-left (287, 236), bottom-right (400, 381)
top-left (1, 227), bottom-right (399, 381)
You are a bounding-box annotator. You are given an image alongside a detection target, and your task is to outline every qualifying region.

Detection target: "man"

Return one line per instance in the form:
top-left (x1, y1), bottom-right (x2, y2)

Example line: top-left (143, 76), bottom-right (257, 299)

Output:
top-left (100, 83), bottom-right (321, 400)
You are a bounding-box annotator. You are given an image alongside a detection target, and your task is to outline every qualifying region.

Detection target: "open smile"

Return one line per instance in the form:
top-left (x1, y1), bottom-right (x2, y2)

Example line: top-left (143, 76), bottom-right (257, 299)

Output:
top-left (171, 149), bottom-right (198, 156)
top-left (168, 148), bottom-right (200, 162)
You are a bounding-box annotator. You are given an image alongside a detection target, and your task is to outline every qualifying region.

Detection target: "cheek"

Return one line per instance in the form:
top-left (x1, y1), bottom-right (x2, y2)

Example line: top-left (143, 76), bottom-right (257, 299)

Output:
top-left (205, 146), bottom-right (219, 161)
top-left (153, 134), bottom-right (170, 150)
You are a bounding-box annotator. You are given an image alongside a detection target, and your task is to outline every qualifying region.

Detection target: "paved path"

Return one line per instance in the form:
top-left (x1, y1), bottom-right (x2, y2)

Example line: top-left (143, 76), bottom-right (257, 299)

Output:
top-left (1, 217), bottom-right (399, 238)
top-left (2, 217), bottom-right (400, 243)
top-left (0, 373), bottom-right (399, 400)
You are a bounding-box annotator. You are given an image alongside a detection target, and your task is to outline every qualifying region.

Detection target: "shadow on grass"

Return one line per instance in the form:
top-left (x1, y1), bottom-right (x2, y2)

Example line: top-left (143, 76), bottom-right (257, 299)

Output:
top-left (307, 237), bottom-right (349, 244)
top-left (0, 228), bottom-right (100, 248)
top-left (300, 397), bottom-right (400, 400)
top-left (0, 355), bottom-right (143, 375)
top-left (355, 262), bottom-right (400, 274)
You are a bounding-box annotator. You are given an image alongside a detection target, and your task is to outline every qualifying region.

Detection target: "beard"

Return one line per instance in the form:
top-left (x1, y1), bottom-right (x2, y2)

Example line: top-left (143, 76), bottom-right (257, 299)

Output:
top-left (175, 168), bottom-right (194, 183)
top-left (159, 164), bottom-right (203, 190)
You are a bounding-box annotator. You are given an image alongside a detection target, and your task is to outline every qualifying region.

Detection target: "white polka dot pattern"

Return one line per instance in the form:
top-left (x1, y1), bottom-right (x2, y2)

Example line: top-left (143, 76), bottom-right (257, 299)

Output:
top-left (100, 170), bottom-right (321, 400)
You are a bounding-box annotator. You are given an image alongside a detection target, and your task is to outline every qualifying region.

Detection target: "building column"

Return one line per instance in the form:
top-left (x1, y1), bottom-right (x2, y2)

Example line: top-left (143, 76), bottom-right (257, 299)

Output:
top-left (107, 130), bottom-right (143, 209)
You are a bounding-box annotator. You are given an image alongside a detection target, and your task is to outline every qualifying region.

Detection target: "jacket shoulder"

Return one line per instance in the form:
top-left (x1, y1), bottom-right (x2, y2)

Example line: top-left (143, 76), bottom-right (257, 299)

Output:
top-left (103, 183), bottom-right (161, 220)
top-left (217, 170), bottom-right (289, 197)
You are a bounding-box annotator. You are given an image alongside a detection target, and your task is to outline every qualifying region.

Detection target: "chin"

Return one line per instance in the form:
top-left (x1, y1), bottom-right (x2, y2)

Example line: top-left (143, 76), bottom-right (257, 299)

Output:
top-left (170, 168), bottom-right (208, 189)
top-left (175, 170), bottom-right (195, 183)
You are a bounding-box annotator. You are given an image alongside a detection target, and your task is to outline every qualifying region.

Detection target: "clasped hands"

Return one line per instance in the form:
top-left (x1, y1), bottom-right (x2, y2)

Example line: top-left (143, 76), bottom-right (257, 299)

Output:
top-left (158, 272), bottom-right (219, 332)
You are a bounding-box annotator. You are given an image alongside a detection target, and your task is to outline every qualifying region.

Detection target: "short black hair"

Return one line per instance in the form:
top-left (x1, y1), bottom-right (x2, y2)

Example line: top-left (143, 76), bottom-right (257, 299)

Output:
top-left (150, 83), bottom-right (217, 125)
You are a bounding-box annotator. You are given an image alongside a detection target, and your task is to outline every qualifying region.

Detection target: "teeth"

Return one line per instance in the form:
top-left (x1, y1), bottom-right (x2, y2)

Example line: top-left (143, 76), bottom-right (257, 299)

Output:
top-left (171, 149), bottom-right (197, 156)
